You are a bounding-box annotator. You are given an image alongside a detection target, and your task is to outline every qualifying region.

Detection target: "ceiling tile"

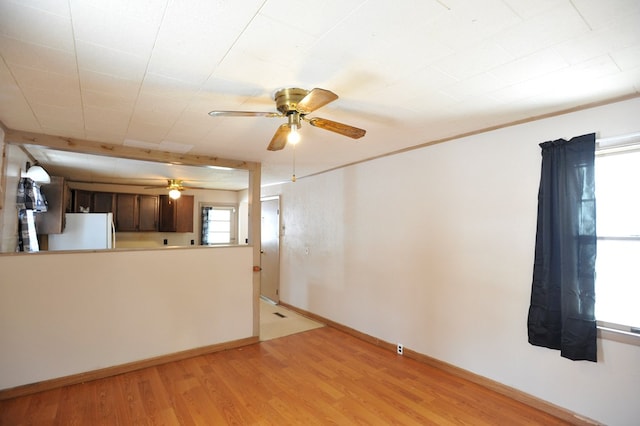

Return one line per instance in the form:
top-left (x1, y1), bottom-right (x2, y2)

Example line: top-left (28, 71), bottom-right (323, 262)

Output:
top-left (0, 1), bottom-right (74, 51)
top-left (21, 85), bottom-right (82, 110)
top-left (554, 12), bottom-right (640, 65)
top-left (146, 0), bottom-right (263, 83)
top-left (367, 65), bottom-right (458, 107)
top-left (69, 0), bottom-right (164, 56)
top-left (11, 64), bottom-right (79, 92)
top-left (259, 0), bottom-right (367, 38)
top-left (163, 123), bottom-right (212, 145)
top-left (146, 45), bottom-right (220, 85)
top-left (416, 0), bottom-right (521, 51)
top-left (9, 0), bottom-right (71, 17)
top-left (0, 36), bottom-right (77, 75)
top-left (76, 40), bottom-right (148, 81)
top-left (211, 50), bottom-right (294, 90)
top-left (501, 0), bottom-right (558, 19)
top-left (79, 69), bottom-right (142, 99)
top-left (84, 106), bottom-right (131, 135)
top-left (490, 55), bottom-right (623, 106)
top-left (441, 72), bottom-right (506, 101)
top-left (494, 2), bottom-right (590, 57)
top-left (132, 107), bottom-right (183, 126)
top-left (126, 119), bottom-right (171, 143)
top-left (138, 73), bottom-right (199, 100)
top-left (611, 45), bottom-right (640, 71)
top-left (571, 0), bottom-right (640, 30)
top-left (31, 103), bottom-right (82, 123)
top-left (82, 90), bottom-right (136, 112)
top-left (432, 41), bottom-right (514, 81)
top-left (0, 59), bottom-right (39, 130)
top-left (231, 14), bottom-right (318, 65)
top-left (489, 48), bottom-right (568, 87)
top-left (163, 0), bottom-right (261, 32)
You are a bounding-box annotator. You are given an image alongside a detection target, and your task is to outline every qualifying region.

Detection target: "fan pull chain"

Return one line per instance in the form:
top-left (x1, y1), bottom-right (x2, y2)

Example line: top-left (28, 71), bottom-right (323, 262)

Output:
top-left (292, 144), bottom-right (297, 182)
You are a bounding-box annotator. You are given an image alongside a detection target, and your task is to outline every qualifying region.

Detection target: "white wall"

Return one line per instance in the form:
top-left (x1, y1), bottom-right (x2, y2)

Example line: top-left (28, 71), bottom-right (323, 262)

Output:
top-left (263, 97), bottom-right (640, 425)
top-left (0, 246), bottom-right (254, 390)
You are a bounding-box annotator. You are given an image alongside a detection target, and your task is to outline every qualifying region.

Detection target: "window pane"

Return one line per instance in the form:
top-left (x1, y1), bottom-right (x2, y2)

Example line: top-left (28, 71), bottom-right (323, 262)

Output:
top-left (210, 221), bottom-right (229, 232)
top-left (201, 205), bottom-right (237, 245)
top-left (595, 239), bottom-right (640, 328)
top-left (209, 209), bottom-right (231, 221)
top-left (595, 151), bottom-right (640, 237)
top-left (595, 149), bottom-right (640, 329)
top-left (207, 232), bottom-right (230, 243)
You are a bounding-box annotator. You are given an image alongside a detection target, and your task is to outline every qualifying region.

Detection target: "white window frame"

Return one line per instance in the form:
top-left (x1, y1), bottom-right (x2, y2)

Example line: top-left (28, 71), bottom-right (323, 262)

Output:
top-left (200, 203), bottom-right (238, 246)
top-left (595, 132), bottom-right (640, 345)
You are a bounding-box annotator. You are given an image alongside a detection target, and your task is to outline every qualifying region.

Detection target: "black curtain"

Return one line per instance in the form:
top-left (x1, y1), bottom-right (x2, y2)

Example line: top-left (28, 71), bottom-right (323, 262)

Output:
top-left (201, 207), bottom-right (211, 245)
top-left (527, 133), bottom-right (597, 362)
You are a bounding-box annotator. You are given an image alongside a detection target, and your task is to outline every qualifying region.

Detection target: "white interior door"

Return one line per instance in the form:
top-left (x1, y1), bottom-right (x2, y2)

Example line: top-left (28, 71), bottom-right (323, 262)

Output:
top-left (261, 197), bottom-right (280, 303)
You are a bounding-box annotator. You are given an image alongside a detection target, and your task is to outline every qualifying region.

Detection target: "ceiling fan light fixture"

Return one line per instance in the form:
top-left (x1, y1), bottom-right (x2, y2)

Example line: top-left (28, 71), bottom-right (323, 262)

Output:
top-left (169, 188), bottom-right (181, 199)
top-left (287, 124), bottom-right (301, 145)
top-left (287, 112), bottom-right (301, 145)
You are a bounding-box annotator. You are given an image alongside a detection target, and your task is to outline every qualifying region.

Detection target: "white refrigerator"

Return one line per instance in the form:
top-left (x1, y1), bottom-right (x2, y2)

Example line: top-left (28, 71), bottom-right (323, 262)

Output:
top-left (48, 213), bottom-right (115, 250)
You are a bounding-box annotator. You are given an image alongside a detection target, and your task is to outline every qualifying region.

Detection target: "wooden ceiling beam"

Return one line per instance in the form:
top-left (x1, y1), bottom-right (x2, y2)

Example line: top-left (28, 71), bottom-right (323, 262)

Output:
top-left (3, 128), bottom-right (257, 171)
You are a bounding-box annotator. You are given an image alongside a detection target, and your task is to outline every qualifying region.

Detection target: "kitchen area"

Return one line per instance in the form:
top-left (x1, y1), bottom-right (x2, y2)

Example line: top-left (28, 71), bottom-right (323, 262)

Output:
top-left (1, 141), bottom-right (250, 253)
top-left (38, 178), bottom-right (198, 251)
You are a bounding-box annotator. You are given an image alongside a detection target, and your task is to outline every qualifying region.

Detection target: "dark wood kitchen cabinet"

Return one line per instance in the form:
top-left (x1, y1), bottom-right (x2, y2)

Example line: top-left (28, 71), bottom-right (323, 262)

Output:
top-left (93, 192), bottom-right (115, 213)
top-left (71, 190), bottom-right (114, 213)
top-left (115, 194), bottom-right (137, 231)
top-left (73, 189), bottom-right (92, 212)
top-left (115, 194), bottom-right (158, 231)
top-left (159, 195), bottom-right (194, 232)
top-left (138, 195), bottom-right (159, 231)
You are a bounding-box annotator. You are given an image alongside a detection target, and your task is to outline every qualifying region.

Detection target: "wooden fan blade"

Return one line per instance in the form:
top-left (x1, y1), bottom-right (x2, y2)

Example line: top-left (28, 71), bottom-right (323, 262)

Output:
top-left (296, 88), bottom-right (338, 114)
top-left (208, 111), bottom-right (281, 117)
top-left (180, 185), bottom-right (211, 190)
top-left (267, 124), bottom-right (290, 151)
top-left (307, 117), bottom-right (366, 139)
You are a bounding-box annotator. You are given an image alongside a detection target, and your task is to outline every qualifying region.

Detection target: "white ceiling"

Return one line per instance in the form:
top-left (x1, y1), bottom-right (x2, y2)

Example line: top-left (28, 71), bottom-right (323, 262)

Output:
top-left (1, 0), bottom-right (639, 189)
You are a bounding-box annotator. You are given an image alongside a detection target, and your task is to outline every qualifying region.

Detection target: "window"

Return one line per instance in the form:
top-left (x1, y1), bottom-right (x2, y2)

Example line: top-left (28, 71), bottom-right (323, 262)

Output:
top-left (201, 204), bottom-right (237, 245)
top-left (595, 142), bottom-right (640, 333)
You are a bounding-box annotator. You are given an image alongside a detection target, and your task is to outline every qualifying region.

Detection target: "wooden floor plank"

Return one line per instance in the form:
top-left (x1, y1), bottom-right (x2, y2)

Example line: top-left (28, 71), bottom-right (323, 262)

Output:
top-left (0, 327), bottom-right (577, 425)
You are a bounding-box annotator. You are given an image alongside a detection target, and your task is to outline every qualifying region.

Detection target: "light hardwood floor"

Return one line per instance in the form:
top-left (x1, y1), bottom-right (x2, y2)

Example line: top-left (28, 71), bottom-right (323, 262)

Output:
top-left (0, 326), bottom-right (575, 425)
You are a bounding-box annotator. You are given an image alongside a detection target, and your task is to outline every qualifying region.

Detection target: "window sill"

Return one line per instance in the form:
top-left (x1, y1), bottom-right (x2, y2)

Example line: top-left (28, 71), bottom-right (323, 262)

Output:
top-left (597, 324), bottom-right (640, 346)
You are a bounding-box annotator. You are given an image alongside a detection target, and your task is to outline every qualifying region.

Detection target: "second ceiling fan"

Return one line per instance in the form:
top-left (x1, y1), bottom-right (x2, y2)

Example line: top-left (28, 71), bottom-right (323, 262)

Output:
top-left (208, 88), bottom-right (366, 151)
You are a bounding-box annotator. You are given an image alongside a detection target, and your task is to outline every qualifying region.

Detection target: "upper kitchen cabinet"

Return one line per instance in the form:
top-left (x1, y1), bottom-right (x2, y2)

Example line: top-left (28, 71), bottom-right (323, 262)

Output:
top-left (115, 193), bottom-right (137, 231)
top-left (73, 189), bottom-right (92, 213)
top-left (93, 192), bottom-right (116, 213)
top-left (138, 195), bottom-right (159, 231)
top-left (115, 194), bottom-right (158, 232)
top-left (72, 190), bottom-right (115, 214)
top-left (159, 195), bottom-right (194, 233)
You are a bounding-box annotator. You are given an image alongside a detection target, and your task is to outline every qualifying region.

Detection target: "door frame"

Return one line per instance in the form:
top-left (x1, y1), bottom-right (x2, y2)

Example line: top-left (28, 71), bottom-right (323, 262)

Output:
top-left (260, 196), bottom-right (281, 303)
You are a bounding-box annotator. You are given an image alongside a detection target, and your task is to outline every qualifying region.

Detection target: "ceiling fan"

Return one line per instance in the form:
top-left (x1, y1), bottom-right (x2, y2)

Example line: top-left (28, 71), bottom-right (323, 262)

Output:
top-left (208, 88), bottom-right (366, 151)
top-left (145, 179), bottom-right (208, 199)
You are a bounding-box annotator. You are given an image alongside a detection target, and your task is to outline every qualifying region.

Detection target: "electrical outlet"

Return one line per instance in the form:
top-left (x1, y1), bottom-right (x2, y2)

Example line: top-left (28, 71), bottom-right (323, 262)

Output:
top-left (397, 343), bottom-right (403, 355)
